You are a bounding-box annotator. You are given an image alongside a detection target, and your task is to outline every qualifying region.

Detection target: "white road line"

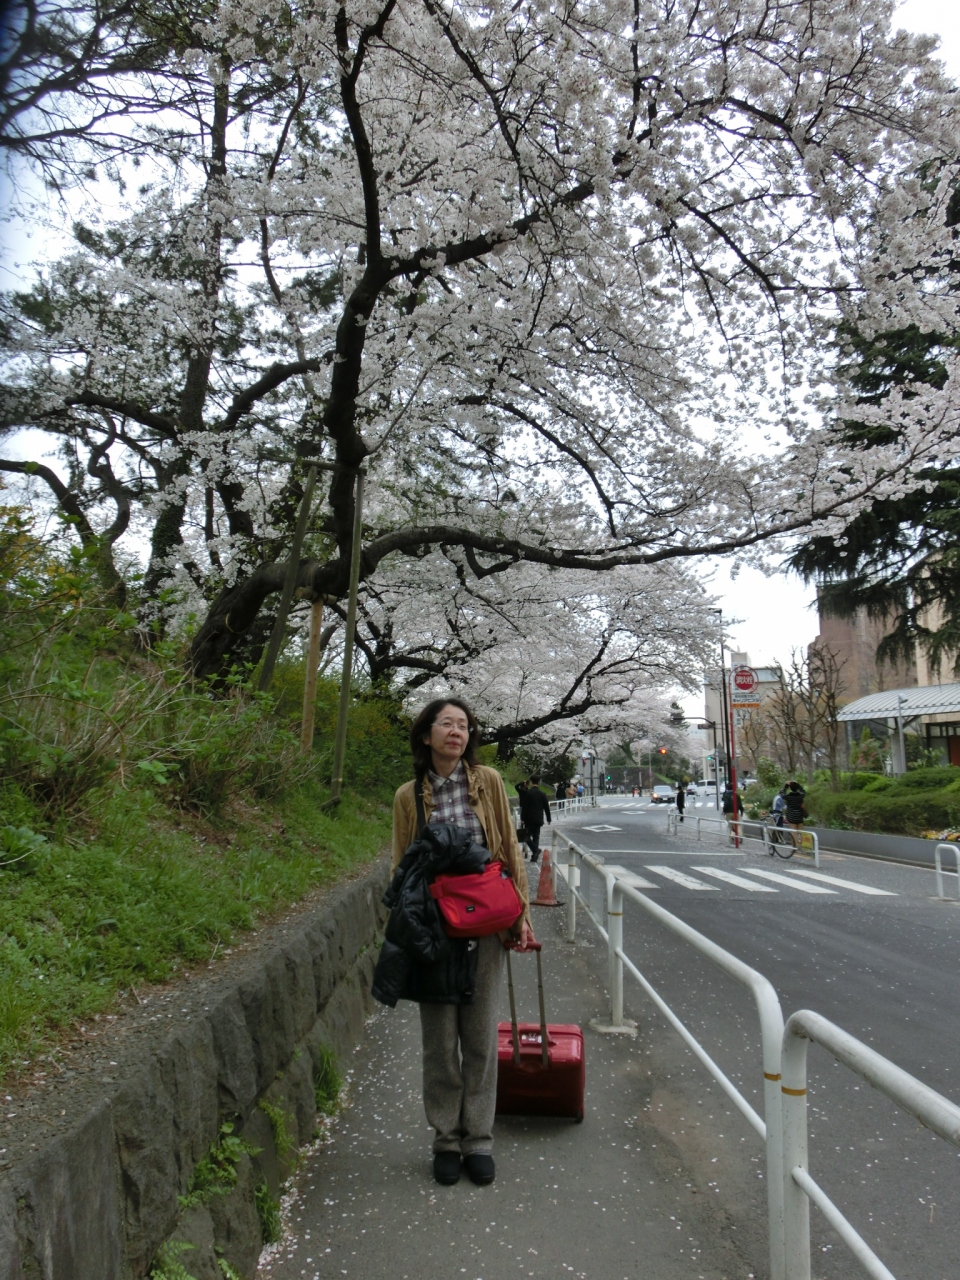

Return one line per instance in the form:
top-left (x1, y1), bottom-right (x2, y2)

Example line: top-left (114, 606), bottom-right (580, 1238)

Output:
top-left (691, 866), bottom-right (778, 892)
top-left (781, 868), bottom-right (897, 896)
top-left (576, 847), bottom-right (740, 858)
top-left (601, 864), bottom-right (659, 889)
top-left (743, 868), bottom-right (835, 894)
top-left (645, 866), bottom-right (719, 891)
top-left (581, 824), bottom-right (621, 832)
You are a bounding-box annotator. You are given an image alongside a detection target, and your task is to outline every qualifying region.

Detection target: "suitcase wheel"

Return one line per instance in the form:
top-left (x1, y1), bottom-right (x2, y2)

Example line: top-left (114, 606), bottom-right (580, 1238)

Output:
top-left (575, 1110), bottom-right (584, 1123)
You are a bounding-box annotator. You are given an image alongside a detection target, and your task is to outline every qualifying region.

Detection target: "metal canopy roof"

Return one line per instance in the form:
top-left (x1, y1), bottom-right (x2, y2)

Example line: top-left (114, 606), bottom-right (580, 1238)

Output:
top-left (836, 684), bottom-right (960, 722)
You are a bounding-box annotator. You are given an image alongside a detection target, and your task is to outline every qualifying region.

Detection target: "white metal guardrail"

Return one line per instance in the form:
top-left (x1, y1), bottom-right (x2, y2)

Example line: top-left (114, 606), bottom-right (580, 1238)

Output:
top-left (934, 842), bottom-right (960, 901)
top-left (781, 1010), bottom-right (960, 1280)
top-left (667, 810), bottom-right (820, 866)
top-left (550, 795), bottom-right (597, 819)
top-left (509, 794), bottom-right (596, 832)
top-left (547, 828), bottom-right (960, 1280)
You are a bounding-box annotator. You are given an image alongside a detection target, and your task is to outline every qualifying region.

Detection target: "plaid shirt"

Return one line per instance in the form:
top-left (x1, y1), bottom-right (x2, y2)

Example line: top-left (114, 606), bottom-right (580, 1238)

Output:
top-left (428, 761), bottom-right (486, 845)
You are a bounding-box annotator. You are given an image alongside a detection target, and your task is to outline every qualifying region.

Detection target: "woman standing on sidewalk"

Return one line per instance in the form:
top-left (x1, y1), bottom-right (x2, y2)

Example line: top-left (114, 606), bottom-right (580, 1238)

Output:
top-left (389, 698), bottom-right (535, 1187)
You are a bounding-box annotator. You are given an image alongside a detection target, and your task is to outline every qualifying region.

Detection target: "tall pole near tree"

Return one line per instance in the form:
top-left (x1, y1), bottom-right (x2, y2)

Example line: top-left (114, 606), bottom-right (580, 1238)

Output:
top-left (299, 598), bottom-right (325, 756)
top-left (712, 608), bottom-right (740, 846)
top-left (328, 468), bottom-right (366, 805)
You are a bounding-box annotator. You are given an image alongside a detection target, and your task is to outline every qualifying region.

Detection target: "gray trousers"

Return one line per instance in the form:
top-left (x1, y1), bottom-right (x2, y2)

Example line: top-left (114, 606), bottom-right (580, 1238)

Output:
top-left (419, 935), bottom-right (504, 1155)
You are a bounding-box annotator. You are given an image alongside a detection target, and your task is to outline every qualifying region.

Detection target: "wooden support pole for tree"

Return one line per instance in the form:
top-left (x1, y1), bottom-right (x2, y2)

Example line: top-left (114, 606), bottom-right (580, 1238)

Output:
top-left (299, 597), bottom-right (324, 755)
top-left (327, 468), bottom-right (366, 805)
top-left (258, 464), bottom-right (318, 694)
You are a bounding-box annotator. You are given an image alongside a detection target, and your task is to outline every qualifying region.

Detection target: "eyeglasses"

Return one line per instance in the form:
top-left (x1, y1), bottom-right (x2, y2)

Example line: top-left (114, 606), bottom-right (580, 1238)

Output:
top-left (434, 719), bottom-right (469, 731)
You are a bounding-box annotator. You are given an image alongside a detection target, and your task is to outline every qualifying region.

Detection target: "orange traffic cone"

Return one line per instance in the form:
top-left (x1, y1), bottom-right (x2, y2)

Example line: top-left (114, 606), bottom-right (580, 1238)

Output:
top-left (533, 846), bottom-right (560, 907)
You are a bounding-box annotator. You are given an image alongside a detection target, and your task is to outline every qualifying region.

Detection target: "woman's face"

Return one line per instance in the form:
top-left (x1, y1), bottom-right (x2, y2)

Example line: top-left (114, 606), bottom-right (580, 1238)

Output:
top-left (425, 703), bottom-right (471, 769)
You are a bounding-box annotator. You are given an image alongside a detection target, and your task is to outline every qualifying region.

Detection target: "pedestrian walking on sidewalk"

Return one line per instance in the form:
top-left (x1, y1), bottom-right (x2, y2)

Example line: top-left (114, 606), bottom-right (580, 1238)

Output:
top-left (675, 782), bottom-right (686, 823)
top-left (518, 774), bottom-right (552, 861)
top-left (376, 697), bottom-right (535, 1189)
top-left (721, 783), bottom-right (743, 840)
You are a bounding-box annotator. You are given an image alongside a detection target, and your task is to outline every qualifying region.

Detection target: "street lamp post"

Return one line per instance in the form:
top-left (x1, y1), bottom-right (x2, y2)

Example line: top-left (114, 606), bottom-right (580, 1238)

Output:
top-left (698, 718), bottom-right (721, 811)
top-left (710, 608), bottom-right (740, 845)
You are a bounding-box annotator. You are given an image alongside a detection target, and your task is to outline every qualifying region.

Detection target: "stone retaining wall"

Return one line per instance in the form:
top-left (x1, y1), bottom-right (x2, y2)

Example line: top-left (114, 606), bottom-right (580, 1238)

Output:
top-left (0, 858), bottom-right (390, 1280)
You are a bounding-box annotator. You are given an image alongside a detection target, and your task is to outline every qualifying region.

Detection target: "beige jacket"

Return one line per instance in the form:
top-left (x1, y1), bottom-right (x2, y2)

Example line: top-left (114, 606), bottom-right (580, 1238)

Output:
top-left (392, 762), bottom-right (531, 928)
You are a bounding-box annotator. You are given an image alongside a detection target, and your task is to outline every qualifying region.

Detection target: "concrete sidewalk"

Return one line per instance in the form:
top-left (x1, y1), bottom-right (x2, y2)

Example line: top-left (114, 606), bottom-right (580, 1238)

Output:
top-left (256, 879), bottom-right (760, 1280)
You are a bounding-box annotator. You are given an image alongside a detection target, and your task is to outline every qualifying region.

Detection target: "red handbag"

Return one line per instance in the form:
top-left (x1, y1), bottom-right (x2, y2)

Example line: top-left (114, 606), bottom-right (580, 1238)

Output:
top-left (429, 861), bottom-right (523, 938)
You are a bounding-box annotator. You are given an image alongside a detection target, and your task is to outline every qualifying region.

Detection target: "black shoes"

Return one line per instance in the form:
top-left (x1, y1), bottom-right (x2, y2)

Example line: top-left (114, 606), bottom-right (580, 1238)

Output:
top-left (464, 1153), bottom-right (495, 1185)
top-left (433, 1152), bottom-right (461, 1184)
top-left (433, 1152), bottom-right (495, 1185)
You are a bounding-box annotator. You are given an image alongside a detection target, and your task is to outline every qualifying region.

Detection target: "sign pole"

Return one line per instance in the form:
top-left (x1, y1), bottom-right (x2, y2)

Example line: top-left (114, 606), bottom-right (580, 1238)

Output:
top-left (728, 665), bottom-right (762, 846)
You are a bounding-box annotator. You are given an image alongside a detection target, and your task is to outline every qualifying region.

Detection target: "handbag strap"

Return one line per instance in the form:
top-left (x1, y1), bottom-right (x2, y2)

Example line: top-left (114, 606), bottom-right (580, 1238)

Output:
top-left (414, 773), bottom-right (427, 835)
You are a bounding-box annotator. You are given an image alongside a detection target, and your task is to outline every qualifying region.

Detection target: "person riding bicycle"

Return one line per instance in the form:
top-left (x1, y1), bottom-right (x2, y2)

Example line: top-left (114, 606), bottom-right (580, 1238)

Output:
top-left (783, 780), bottom-right (807, 849)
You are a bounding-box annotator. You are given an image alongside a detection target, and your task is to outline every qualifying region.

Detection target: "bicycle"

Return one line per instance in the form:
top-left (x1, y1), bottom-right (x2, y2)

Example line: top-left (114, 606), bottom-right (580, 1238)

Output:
top-left (765, 819), bottom-right (795, 859)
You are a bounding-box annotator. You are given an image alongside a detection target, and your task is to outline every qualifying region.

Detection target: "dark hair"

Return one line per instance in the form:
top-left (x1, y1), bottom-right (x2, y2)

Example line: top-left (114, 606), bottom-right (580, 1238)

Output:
top-left (409, 698), bottom-right (481, 775)
top-left (529, 774), bottom-right (541, 785)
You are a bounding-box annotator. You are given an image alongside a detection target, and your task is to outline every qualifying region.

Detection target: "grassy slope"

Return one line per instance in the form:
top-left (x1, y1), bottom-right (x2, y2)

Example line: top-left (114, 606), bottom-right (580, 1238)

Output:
top-left (0, 498), bottom-right (401, 1079)
top-left (0, 777), bottom-right (392, 1078)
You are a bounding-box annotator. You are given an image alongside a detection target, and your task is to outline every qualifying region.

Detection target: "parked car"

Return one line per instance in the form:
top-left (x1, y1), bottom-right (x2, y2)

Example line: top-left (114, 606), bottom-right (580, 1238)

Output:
top-left (651, 785), bottom-right (675, 804)
top-left (686, 782), bottom-right (697, 795)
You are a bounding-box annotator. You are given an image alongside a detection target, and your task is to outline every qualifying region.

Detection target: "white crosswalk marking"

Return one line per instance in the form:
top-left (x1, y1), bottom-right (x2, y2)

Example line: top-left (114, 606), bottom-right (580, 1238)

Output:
top-left (645, 866), bottom-right (719, 891)
top-left (691, 866), bottom-right (778, 892)
top-left (781, 868), bottom-right (896, 896)
top-left (602, 865), bottom-right (658, 889)
top-left (743, 868), bottom-right (835, 894)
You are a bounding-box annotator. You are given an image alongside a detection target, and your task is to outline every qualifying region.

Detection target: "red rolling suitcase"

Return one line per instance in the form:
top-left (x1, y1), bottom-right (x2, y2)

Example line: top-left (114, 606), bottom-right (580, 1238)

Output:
top-left (496, 942), bottom-right (585, 1122)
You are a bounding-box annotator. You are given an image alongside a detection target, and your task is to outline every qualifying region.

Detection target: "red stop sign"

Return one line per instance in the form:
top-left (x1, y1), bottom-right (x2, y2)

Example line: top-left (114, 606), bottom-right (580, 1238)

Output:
top-left (733, 666), bottom-right (759, 694)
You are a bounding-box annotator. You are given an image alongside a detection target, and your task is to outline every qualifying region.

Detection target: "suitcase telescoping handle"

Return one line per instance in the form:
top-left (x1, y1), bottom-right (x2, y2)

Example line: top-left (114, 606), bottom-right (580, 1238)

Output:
top-left (505, 942), bottom-right (549, 1068)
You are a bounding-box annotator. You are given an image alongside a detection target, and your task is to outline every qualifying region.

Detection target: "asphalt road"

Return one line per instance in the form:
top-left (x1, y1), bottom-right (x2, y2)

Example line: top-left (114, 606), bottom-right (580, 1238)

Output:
top-left (555, 795), bottom-right (960, 1280)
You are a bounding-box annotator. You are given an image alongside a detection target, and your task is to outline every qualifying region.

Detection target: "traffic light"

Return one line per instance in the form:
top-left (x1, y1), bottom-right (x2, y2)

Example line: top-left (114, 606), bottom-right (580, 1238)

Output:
top-left (658, 747), bottom-right (667, 755)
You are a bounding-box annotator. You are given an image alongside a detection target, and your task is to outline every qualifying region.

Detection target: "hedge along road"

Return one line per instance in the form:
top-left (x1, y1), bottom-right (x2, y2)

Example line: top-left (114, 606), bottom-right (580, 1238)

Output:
top-left (558, 795), bottom-right (960, 1280)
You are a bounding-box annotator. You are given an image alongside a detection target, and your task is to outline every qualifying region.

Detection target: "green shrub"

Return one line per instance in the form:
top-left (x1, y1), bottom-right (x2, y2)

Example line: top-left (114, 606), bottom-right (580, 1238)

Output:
top-left (254, 1182), bottom-right (282, 1244)
top-left (807, 782), bottom-right (960, 835)
top-left (890, 766), bottom-right (960, 790)
top-left (178, 1124), bottom-right (259, 1210)
top-left (863, 775), bottom-right (894, 792)
top-left (742, 783), bottom-right (775, 809)
top-left (150, 1242), bottom-right (197, 1280)
top-left (216, 1257), bottom-right (241, 1280)
top-left (846, 772), bottom-right (884, 790)
top-left (258, 1099), bottom-right (296, 1162)
top-left (314, 1046), bottom-right (343, 1116)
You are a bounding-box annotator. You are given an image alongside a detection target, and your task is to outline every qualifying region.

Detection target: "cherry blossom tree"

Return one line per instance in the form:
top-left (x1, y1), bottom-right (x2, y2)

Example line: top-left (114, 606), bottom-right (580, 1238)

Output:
top-left (2, 0), bottom-right (959, 703)
top-left (314, 551), bottom-right (716, 751)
